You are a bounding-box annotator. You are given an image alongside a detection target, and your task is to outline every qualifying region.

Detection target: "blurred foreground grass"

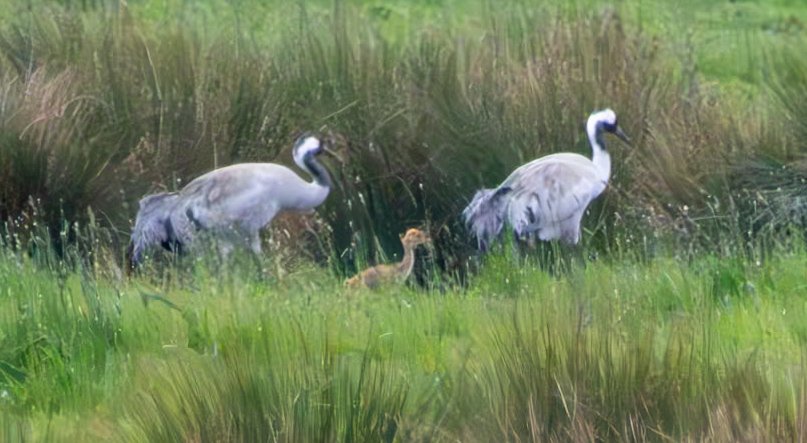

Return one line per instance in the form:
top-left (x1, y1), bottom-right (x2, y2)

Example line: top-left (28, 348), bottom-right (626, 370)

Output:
top-left (1, 240), bottom-right (807, 440)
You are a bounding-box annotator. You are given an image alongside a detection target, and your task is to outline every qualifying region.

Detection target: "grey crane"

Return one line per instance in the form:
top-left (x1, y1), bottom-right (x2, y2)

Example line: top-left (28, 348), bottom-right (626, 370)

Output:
top-left (462, 108), bottom-right (629, 250)
top-left (126, 133), bottom-right (335, 270)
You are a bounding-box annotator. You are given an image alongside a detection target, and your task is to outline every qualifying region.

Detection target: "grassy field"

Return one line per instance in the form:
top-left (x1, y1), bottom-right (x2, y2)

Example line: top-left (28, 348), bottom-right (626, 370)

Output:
top-left (2, 241), bottom-right (807, 441)
top-left (1, 0), bottom-right (807, 440)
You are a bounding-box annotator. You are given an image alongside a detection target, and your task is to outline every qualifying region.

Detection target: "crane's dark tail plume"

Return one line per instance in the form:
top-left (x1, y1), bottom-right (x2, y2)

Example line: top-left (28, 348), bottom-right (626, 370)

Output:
top-left (127, 192), bottom-right (181, 274)
top-left (462, 186), bottom-right (512, 251)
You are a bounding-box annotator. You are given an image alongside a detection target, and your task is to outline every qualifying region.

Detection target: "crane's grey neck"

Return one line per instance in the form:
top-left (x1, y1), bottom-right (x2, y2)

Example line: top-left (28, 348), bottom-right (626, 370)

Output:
top-left (586, 117), bottom-right (611, 181)
top-left (302, 154), bottom-right (332, 188)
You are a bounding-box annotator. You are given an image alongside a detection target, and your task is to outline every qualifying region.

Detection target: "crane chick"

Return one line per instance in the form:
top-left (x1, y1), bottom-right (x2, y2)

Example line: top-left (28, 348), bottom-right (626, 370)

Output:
top-left (127, 133), bottom-right (335, 271)
top-left (345, 228), bottom-right (431, 289)
top-left (463, 108), bottom-right (630, 250)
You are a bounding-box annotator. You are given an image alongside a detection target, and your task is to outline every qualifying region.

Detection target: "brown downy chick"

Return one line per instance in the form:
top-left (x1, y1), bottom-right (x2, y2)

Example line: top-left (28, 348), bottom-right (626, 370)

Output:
top-left (345, 228), bottom-right (431, 289)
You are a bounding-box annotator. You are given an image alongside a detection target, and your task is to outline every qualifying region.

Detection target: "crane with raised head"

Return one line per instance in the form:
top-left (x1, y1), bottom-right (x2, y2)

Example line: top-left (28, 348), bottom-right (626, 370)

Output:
top-left (463, 108), bottom-right (630, 250)
top-left (126, 133), bottom-right (336, 271)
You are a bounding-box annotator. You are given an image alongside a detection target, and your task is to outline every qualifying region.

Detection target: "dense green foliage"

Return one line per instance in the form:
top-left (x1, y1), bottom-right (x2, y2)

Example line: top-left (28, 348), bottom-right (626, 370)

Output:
top-left (1, 0), bottom-right (806, 440)
top-left (0, 0), bottom-right (804, 266)
top-left (1, 240), bottom-right (807, 441)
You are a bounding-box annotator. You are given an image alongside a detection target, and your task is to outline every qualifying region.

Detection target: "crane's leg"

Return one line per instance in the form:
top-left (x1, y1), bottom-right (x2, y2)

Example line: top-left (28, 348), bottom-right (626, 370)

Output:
top-left (248, 233), bottom-right (262, 255)
top-left (240, 207), bottom-right (277, 280)
top-left (558, 220), bottom-right (586, 272)
top-left (217, 238), bottom-right (235, 261)
top-left (563, 240), bottom-right (590, 334)
top-left (242, 229), bottom-right (267, 280)
top-left (246, 231), bottom-right (267, 279)
top-left (567, 242), bottom-right (587, 272)
top-left (510, 228), bottom-right (532, 261)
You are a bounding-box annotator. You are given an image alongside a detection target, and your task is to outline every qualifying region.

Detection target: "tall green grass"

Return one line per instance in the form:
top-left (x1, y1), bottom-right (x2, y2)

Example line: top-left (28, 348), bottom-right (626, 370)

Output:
top-left (0, 0), bottom-right (804, 272)
top-left (1, 236), bottom-right (807, 440)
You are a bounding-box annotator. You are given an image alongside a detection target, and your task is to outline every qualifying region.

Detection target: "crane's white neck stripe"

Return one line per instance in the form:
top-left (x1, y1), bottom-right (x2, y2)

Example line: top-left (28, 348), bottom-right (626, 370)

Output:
top-left (293, 136), bottom-right (321, 167)
top-left (585, 109), bottom-right (614, 182)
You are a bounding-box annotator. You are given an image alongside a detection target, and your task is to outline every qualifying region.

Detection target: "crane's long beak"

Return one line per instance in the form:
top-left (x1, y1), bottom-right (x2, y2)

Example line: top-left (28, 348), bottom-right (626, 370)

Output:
top-left (614, 126), bottom-right (631, 144)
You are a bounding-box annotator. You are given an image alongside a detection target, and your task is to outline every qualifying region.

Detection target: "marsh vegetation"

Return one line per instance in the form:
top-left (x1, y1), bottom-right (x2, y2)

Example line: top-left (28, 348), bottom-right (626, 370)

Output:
top-left (1, 0), bottom-right (806, 440)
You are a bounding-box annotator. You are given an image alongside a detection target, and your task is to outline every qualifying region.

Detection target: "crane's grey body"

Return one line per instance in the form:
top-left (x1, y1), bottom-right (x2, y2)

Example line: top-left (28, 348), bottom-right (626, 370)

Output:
top-left (463, 109), bottom-right (628, 250)
top-left (127, 134), bottom-right (332, 269)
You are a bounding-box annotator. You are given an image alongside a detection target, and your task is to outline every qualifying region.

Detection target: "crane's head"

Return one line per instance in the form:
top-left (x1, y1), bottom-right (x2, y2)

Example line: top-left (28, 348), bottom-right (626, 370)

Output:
top-left (401, 228), bottom-right (431, 246)
top-left (293, 133), bottom-right (324, 169)
top-left (588, 108), bottom-right (630, 145)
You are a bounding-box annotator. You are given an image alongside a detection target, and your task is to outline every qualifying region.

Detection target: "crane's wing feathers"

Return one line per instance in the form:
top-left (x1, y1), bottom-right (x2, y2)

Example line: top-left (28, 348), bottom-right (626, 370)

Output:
top-left (503, 158), bottom-right (607, 243)
top-left (128, 192), bottom-right (181, 265)
top-left (462, 186), bottom-right (512, 250)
